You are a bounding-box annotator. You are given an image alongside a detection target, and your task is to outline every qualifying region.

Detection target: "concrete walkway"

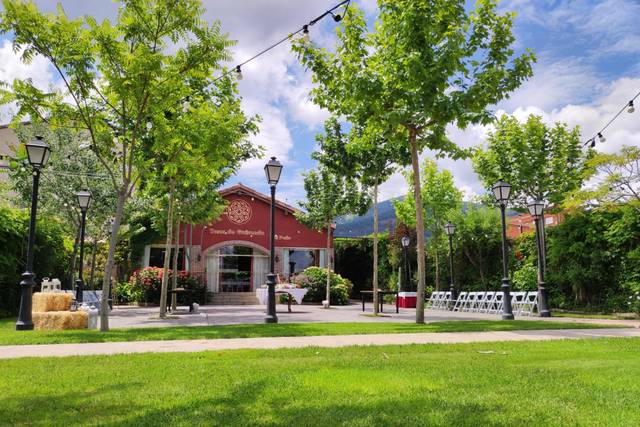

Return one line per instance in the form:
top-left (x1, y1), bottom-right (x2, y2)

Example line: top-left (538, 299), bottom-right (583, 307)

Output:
top-left (2, 328), bottom-right (639, 360)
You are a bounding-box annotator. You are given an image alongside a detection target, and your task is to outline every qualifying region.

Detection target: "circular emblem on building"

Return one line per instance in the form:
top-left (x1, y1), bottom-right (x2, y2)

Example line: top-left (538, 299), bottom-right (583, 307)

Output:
top-left (226, 199), bottom-right (252, 225)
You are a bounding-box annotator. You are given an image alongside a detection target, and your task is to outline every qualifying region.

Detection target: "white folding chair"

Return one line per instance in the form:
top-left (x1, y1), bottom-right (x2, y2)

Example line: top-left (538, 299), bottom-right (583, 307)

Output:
top-left (479, 292), bottom-right (497, 313)
top-left (452, 292), bottom-right (468, 311)
top-left (425, 291), bottom-right (438, 309)
top-left (490, 292), bottom-right (504, 314)
top-left (510, 291), bottom-right (527, 316)
top-left (519, 292), bottom-right (538, 316)
top-left (463, 292), bottom-right (478, 312)
top-left (432, 292), bottom-right (445, 310)
top-left (471, 291), bottom-right (487, 312)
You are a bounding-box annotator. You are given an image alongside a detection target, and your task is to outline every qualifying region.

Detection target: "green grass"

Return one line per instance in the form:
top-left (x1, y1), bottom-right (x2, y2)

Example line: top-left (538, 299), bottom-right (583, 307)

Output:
top-left (551, 311), bottom-right (639, 320)
top-left (1, 338), bottom-right (639, 426)
top-left (0, 317), bottom-right (619, 346)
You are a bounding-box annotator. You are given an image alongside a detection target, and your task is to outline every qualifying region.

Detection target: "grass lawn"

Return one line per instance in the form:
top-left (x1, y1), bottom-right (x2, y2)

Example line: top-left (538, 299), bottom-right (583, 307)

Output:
top-left (551, 311), bottom-right (639, 320)
top-left (0, 317), bottom-right (619, 346)
top-left (0, 338), bottom-right (639, 426)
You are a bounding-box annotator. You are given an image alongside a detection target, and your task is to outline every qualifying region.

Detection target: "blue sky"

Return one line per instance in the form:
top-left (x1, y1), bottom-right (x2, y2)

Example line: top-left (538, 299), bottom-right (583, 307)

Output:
top-left (1, 0), bottom-right (638, 205)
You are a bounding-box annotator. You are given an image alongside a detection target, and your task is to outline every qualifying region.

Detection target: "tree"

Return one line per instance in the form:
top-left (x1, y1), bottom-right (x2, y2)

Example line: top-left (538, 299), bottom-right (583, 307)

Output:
top-left (473, 114), bottom-right (590, 208)
top-left (313, 118), bottom-right (406, 314)
top-left (394, 159), bottom-right (462, 290)
top-left (298, 165), bottom-right (369, 307)
top-left (8, 123), bottom-right (116, 289)
top-left (0, 0), bottom-right (258, 330)
top-left (566, 145), bottom-right (640, 213)
top-left (293, 1), bottom-right (534, 322)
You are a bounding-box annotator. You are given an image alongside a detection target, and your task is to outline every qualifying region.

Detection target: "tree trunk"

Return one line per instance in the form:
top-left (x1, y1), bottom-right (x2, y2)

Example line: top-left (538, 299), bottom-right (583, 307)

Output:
top-left (171, 215), bottom-right (179, 311)
top-left (409, 127), bottom-right (426, 323)
top-left (100, 187), bottom-right (127, 331)
top-left (325, 220), bottom-right (332, 307)
top-left (159, 182), bottom-right (175, 318)
top-left (89, 239), bottom-right (98, 288)
top-left (372, 181), bottom-right (379, 315)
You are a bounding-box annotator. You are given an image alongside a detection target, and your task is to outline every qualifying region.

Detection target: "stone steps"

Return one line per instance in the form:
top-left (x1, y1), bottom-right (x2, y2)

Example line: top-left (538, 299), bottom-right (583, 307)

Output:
top-left (208, 292), bottom-right (260, 305)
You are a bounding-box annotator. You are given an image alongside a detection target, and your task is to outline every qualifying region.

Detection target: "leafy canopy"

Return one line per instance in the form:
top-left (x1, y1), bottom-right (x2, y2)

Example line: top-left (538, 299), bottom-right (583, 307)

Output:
top-left (472, 114), bottom-right (590, 208)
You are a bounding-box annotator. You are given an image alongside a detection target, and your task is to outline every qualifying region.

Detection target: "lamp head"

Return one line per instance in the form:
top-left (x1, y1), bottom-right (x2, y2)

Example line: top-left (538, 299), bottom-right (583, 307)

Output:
top-left (264, 156), bottom-right (283, 186)
top-left (25, 136), bottom-right (51, 168)
top-left (76, 190), bottom-right (92, 210)
top-left (444, 221), bottom-right (456, 236)
top-left (401, 236), bottom-right (410, 248)
top-left (491, 179), bottom-right (512, 205)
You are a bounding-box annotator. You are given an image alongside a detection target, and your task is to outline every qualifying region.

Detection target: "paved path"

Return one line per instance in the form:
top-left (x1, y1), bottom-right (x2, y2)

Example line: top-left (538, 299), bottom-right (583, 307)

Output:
top-left (1, 328), bottom-right (639, 360)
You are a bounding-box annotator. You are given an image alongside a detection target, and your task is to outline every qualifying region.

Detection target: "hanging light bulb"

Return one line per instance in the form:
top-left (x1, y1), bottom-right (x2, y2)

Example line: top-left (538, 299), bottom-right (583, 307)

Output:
top-left (590, 138), bottom-right (596, 148)
top-left (598, 132), bottom-right (606, 143)
top-left (146, 121), bottom-right (153, 131)
top-left (235, 65), bottom-right (243, 80)
top-left (330, 12), bottom-right (342, 22)
top-left (182, 100), bottom-right (190, 113)
top-left (302, 25), bottom-right (310, 43)
top-left (628, 100), bottom-right (635, 114)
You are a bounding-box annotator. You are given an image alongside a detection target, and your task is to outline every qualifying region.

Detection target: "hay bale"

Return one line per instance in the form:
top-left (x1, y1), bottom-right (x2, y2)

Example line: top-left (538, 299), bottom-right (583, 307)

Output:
top-left (32, 292), bottom-right (73, 312)
top-left (33, 311), bottom-right (88, 330)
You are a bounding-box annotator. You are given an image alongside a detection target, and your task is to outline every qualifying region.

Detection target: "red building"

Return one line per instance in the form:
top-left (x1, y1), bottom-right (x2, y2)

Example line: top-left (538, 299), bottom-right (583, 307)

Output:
top-left (507, 212), bottom-right (564, 239)
top-left (142, 184), bottom-right (332, 298)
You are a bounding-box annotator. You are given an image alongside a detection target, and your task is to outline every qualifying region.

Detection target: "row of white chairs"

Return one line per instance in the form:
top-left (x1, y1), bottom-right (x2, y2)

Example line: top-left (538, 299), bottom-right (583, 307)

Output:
top-left (427, 291), bottom-right (538, 316)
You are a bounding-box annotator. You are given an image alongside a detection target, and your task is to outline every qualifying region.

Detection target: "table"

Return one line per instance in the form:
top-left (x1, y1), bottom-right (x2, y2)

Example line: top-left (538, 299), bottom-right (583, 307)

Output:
top-left (255, 288), bottom-right (309, 312)
top-left (167, 288), bottom-right (198, 312)
top-left (360, 290), bottom-right (399, 313)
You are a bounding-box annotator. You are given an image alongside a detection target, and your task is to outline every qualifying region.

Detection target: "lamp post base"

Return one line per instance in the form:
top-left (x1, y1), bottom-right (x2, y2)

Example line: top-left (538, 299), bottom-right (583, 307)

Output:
top-left (538, 310), bottom-right (551, 318)
top-left (264, 315), bottom-right (278, 324)
top-left (16, 271), bottom-right (35, 331)
top-left (501, 313), bottom-right (515, 321)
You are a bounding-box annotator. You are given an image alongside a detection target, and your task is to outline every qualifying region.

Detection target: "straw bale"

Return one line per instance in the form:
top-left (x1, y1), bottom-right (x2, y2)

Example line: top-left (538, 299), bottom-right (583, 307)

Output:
top-left (32, 292), bottom-right (73, 312)
top-left (33, 311), bottom-right (88, 330)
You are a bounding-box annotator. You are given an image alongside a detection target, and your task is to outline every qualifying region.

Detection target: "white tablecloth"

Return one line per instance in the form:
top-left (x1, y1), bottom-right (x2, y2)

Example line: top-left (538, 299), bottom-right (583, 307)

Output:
top-left (256, 288), bottom-right (309, 305)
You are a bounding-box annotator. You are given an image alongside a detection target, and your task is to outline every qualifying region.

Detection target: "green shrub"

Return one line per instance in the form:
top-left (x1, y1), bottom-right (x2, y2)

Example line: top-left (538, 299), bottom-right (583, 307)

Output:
top-left (513, 264), bottom-right (538, 291)
top-left (0, 208), bottom-right (71, 317)
top-left (126, 267), bottom-right (205, 305)
top-left (291, 267), bottom-right (352, 305)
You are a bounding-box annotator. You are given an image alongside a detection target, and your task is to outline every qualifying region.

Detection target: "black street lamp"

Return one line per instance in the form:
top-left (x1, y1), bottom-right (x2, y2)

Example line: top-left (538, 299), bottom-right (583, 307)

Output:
top-left (75, 190), bottom-right (92, 303)
top-left (492, 179), bottom-right (515, 320)
top-left (16, 136), bottom-right (51, 331)
top-left (444, 221), bottom-right (456, 307)
top-left (528, 200), bottom-right (551, 317)
top-left (401, 236), bottom-right (410, 292)
top-left (264, 156), bottom-right (283, 324)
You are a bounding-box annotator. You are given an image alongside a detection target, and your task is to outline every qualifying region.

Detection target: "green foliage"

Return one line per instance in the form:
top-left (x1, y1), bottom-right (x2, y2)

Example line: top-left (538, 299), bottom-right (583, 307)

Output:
top-left (567, 145), bottom-right (640, 212)
top-left (473, 114), bottom-right (590, 208)
top-left (120, 267), bottom-right (205, 305)
top-left (290, 267), bottom-right (353, 305)
top-left (513, 264), bottom-right (538, 291)
top-left (0, 207), bottom-right (71, 317)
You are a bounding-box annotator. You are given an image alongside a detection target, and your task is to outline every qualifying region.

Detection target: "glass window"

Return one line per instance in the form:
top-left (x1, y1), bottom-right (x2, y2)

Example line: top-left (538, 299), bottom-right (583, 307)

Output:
top-left (148, 247), bottom-right (184, 270)
top-left (287, 249), bottom-right (321, 275)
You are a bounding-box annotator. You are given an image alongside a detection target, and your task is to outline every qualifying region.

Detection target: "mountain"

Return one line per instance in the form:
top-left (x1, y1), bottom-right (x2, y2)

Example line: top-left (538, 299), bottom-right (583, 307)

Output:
top-left (334, 198), bottom-right (516, 237)
top-left (335, 197), bottom-right (402, 237)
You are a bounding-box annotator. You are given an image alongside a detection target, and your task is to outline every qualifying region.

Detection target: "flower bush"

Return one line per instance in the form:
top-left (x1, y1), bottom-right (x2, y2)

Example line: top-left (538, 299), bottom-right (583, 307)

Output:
top-left (115, 267), bottom-right (205, 305)
top-left (291, 267), bottom-right (353, 305)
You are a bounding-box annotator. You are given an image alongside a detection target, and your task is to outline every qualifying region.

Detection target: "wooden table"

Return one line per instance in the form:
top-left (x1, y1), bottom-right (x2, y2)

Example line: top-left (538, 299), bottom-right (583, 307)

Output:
top-left (360, 290), bottom-right (399, 313)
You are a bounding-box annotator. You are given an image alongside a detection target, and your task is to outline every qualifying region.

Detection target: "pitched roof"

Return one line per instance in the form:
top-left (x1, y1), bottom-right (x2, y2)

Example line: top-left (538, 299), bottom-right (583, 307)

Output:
top-left (219, 183), bottom-right (300, 215)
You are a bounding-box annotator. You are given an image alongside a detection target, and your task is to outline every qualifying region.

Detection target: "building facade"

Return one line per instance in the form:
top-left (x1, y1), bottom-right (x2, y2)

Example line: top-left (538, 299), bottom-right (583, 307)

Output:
top-left (507, 212), bottom-right (564, 239)
top-left (142, 184), bottom-right (332, 295)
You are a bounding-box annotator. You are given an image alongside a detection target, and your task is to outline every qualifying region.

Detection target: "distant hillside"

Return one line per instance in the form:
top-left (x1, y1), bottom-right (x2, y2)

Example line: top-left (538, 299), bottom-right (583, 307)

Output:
top-left (335, 197), bottom-right (402, 237)
top-left (335, 197), bottom-right (515, 237)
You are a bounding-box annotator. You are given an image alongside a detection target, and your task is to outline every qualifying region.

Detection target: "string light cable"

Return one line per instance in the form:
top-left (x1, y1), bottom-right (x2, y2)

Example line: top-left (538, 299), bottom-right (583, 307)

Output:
top-left (583, 89), bottom-right (639, 148)
top-left (217, 0), bottom-right (351, 82)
